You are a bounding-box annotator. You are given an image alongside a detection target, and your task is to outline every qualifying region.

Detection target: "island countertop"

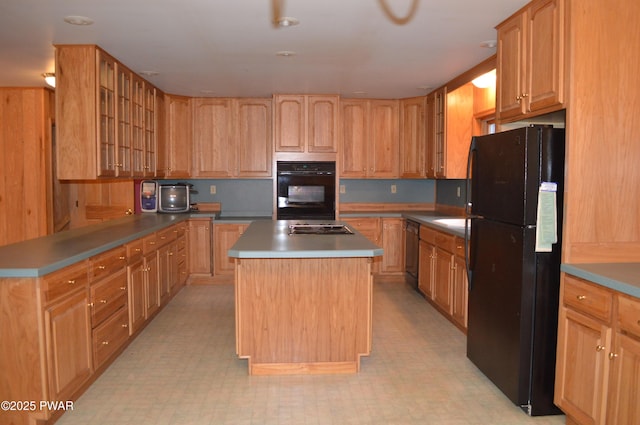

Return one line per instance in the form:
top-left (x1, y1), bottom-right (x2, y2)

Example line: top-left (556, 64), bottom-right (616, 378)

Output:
top-left (228, 220), bottom-right (384, 259)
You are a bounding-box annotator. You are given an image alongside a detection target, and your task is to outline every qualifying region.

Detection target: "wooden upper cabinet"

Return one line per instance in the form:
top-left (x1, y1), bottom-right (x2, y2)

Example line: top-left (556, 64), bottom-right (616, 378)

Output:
top-left (425, 88), bottom-right (447, 179)
top-left (164, 94), bottom-right (192, 178)
top-left (192, 98), bottom-right (272, 177)
top-left (340, 99), bottom-right (399, 178)
top-left (496, 0), bottom-right (565, 122)
top-left (192, 98), bottom-right (233, 177)
top-left (274, 94), bottom-right (339, 153)
top-left (400, 96), bottom-right (426, 178)
top-left (236, 98), bottom-right (272, 177)
top-left (56, 45), bottom-right (160, 180)
top-left (444, 83), bottom-right (474, 179)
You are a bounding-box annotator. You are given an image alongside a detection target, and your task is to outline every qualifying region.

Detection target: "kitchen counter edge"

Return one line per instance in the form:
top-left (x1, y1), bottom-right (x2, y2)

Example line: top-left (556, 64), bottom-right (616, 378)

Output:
top-left (561, 263), bottom-right (640, 299)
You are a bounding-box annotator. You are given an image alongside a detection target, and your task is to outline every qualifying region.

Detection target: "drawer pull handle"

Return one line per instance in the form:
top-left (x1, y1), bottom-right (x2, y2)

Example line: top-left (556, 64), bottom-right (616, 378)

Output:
top-left (98, 265), bottom-right (106, 270)
top-left (135, 248), bottom-right (141, 252)
top-left (576, 295), bottom-right (587, 301)
top-left (609, 352), bottom-right (618, 360)
top-left (100, 299), bottom-right (108, 304)
top-left (119, 256), bottom-right (126, 260)
top-left (122, 324), bottom-right (128, 328)
top-left (149, 241), bottom-right (156, 245)
top-left (68, 280), bottom-right (76, 285)
top-left (102, 341), bottom-right (109, 345)
top-left (120, 286), bottom-right (126, 291)
top-left (88, 302), bottom-right (94, 307)
top-left (596, 345), bottom-right (606, 352)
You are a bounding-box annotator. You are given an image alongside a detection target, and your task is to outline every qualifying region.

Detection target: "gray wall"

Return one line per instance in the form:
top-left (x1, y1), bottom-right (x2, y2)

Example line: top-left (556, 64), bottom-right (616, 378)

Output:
top-left (170, 178), bottom-right (439, 216)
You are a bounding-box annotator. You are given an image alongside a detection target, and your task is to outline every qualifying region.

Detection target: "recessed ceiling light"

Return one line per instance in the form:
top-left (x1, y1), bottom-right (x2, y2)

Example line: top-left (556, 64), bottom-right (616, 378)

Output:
top-left (277, 17), bottom-right (299, 27)
top-left (276, 51), bottom-right (297, 57)
top-left (63, 15), bottom-right (94, 26)
top-left (139, 71), bottom-right (159, 77)
top-left (480, 40), bottom-right (497, 49)
top-left (418, 86), bottom-right (432, 91)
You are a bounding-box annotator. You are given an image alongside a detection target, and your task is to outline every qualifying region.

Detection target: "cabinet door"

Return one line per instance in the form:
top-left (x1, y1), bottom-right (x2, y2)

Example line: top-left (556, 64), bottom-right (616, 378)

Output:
top-left (433, 247), bottom-right (453, 314)
top-left (157, 244), bottom-right (172, 305)
top-left (381, 218), bottom-right (405, 273)
top-left (274, 95), bottom-right (305, 152)
top-left (165, 95), bottom-right (192, 177)
top-left (555, 307), bottom-right (612, 425)
top-left (307, 95), bottom-right (339, 153)
top-left (606, 333), bottom-right (640, 424)
top-left (44, 290), bottom-right (93, 402)
top-left (418, 239), bottom-right (435, 298)
top-left (433, 88), bottom-right (447, 178)
top-left (444, 83), bottom-right (473, 179)
top-left (369, 100), bottom-right (399, 178)
top-left (340, 99), bottom-right (368, 177)
top-left (496, 12), bottom-right (526, 120)
top-left (127, 257), bottom-right (146, 334)
top-left (144, 252), bottom-right (160, 318)
top-left (188, 219), bottom-right (212, 275)
top-left (115, 64), bottom-right (132, 177)
top-left (400, 97), bottom-right (426, 178)
top-left (143, 84), bottom-right (157, 177)
top-left (452, 254), bottom-right (468, 329)
top-left (97, 50), bottom-right (117, 177)
top-left (236, 98), bottom-right (272, 177)
top-left (155, 92), bottom-right (167, 178)
top-left (527, 0), bottom-right (564, 113)
top-left (425, 93), bottom-right (437, 178)
top-left (192, 98), bottom-right (234, 177)
top-left (213, 223), bottom-right (248, 275)
top-left (130, 75), bottom-right (145, 177)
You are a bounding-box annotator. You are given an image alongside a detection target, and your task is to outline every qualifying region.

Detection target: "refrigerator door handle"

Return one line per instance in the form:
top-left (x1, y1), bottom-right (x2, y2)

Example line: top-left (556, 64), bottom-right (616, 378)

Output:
top-left (465, 137), bottom-right (478, 290)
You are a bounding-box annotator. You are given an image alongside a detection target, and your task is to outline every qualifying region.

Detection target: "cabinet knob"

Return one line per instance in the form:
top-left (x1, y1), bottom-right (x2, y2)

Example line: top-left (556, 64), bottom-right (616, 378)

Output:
top-left (609, 352), bottom-right (618, 360)
top-left (120, 286), bottom-right (126, 291)
top-left (121, 323), bottom-right (128, 328)
top-left (68, 280), bottom-right (76, 285)
top-left (102, 341), bottom-right (109, 345)
top-left (576, 295), bottom-right (586, 301)
top-left (100, 299), bottom-right (108, 304)
top-left (125, 209), bottom-right (133, 215)
top-left (119, 256), bottom-right (126, 260)
top-left (596, 344), bottom-right (606, 352)
top-left (98, 265), bottom-right (106, 270)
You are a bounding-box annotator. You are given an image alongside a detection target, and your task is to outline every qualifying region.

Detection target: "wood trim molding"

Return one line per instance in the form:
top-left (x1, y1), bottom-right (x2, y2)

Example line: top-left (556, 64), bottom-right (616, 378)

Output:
top-left (339, 202), bottom-right (435, 212)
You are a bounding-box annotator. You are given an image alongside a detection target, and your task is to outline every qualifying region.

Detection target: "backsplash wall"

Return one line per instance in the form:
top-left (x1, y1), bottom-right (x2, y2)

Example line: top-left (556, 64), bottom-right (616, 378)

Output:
top-left (171, 178), bottom-right (438, 216)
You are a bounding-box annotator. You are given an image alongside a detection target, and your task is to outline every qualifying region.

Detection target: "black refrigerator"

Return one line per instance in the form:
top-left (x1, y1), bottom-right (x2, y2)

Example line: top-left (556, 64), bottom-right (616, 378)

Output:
top-left (466, 125), bottom-right (564, 416)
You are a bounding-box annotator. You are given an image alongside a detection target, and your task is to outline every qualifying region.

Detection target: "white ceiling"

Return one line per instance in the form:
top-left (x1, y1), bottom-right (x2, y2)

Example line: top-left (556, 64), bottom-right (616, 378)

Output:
top-left (0, 0), bottom-right (526, 99)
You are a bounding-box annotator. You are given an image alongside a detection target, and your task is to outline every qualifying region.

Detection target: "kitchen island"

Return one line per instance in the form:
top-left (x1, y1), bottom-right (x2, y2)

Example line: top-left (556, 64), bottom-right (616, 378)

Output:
top-left (228, 220), bottom-right (383, 375)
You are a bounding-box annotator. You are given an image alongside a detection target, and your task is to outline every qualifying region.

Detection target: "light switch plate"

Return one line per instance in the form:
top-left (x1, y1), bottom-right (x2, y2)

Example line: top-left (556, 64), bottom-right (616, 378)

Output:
top-left (210, 185), bottom-right (216, 194)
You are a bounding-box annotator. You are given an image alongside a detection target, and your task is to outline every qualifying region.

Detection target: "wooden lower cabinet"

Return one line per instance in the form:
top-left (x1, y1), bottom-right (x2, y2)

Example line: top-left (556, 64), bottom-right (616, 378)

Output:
top-left (189, 218), bottom-right (213, 275)
top-left (44, 289), bottom-right (93, 403)
top-left (127, 254), bottom-right (146, 334)
top-left (418, 225), bottom-right (467, 331)
top-left (144, 251), bottom-right (160, 318)
top-left (381, 218), bottom-right (405, 274)
top-left (213, 222), bottom-right (249, 275)
top-left (555, 274), bottom-right (640, 425)
top-left (342, 217), bottom-right (382, 274)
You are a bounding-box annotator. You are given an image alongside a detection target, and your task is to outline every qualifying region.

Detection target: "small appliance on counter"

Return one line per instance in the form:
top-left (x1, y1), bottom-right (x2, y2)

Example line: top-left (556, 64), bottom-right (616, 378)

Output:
top-left (140, 180), bottom-right (158, 212)
top-left (158, 183), bottom-right (191, 213)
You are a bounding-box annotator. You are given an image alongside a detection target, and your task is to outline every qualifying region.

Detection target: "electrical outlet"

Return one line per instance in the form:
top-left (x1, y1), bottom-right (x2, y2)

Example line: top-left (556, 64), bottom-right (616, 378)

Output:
top-left (456, 186), bottom-right (461, 198)
top-left (391, 184), bottom-right (397, 194)
top-left (339, 185), bottom-right (346, 194)
top-left (210, 185), bottom-right (216, 194)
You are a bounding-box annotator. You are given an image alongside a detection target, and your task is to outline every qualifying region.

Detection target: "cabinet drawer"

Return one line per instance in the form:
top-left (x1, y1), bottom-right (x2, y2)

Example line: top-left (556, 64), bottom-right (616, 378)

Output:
top-left (434, 231), bottom-right (455, 253)
top-left (126, 238), bottom-right (144, 262)
top-left (90, 268), bottom-right (128, 327)
top-left (90, 247), bottom-right (127, 281)
top-left (41, 261), bottom-right (89, 304)
top-left (142, 233), bottom-right (158, 254)
top-left (93, 306), bottom-right (129, 368)
top-left (157, 226), bottom-right (177, 246)
top-left (563, 275), bottom-right (613, 323)
top-left (454, 236), bottom-right (466, 258)
top-left (618, 295), bottom-right (640, 338)
top-left (420, 225), bottom-right (437, 244)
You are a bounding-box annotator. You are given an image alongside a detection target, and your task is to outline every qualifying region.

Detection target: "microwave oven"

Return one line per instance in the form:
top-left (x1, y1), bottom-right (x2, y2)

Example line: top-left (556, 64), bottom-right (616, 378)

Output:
top-left (158, 184), bottom-right (190, 213)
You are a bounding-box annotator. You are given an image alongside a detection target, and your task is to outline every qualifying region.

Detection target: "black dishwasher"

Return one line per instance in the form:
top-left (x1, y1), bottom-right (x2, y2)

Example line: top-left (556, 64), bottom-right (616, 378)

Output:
top-left (405, 220), bottom-right (419, 289)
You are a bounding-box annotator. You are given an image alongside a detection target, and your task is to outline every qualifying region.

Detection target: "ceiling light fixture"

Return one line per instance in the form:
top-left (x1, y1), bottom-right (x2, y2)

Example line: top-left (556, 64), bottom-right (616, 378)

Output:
top-left (63, 15), bottom-right (94, 26)
top-left (471, 69), bottom-right (496, 88)
top-left (43, 73), bottom-right (55, 88)
top-left (277, 17), bottom-right (299, 27)
top-left (480, 40), bottom-right (497, 49)
top-left (276, 51), bottom-right (297, 57)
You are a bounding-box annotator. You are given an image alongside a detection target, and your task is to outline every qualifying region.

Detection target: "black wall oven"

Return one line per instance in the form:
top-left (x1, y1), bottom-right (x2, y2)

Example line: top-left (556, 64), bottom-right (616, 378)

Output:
top-left (276, 161), bottom-right (336, 220)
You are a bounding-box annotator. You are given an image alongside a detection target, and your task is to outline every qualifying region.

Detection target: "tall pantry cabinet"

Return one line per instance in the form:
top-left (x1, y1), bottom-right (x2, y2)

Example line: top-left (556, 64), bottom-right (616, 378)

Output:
top-left (0, 87), bottom-right (71, 246)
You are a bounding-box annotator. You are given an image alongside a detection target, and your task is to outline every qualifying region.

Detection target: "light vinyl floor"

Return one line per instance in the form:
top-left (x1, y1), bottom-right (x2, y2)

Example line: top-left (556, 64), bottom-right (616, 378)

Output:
top-left (56, 280), bottom-right (566, 425)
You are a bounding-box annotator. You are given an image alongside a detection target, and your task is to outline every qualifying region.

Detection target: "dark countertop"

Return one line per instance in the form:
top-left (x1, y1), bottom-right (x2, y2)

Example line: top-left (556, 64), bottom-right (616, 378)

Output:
top-left (228, 220), bottom-right (383, 259)
top-left (0, 214), bottom-right (189, 278)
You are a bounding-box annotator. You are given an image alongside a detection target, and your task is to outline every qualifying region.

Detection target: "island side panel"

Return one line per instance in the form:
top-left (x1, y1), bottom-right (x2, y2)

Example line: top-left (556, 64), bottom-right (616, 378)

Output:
top-left (235, 257), bottom-right (372, 375)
